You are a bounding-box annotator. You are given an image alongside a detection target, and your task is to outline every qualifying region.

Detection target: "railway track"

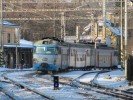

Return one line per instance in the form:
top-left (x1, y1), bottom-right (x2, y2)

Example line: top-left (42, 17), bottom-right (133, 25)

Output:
top-left (2, 70), bottom-right (112, 100)
top-left (1, 69), bottom-right (132, 100)
top-left (0, 92), bottom-right (12, 100)
top-left (93, 71), bottom-right (133, 99)
top-left (1, 72), bottom-right (52, 100)
top-left (2, 71), bottom-right (92, 100)
top-left (71, 70), bottom-right (133, 100)
top-left (0, 81), bottom-right (20, 100)
top-left (38, 70), bottom-right (130, 99)
top-left (0, 81), bottom-right (15, 100)
top-left (35, 71), bottom-right (114, 99)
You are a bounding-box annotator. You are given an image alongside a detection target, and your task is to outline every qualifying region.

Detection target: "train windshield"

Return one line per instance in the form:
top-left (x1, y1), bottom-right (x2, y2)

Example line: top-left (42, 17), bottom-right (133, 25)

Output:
top-left (34, 46), bottom-right (58, 55)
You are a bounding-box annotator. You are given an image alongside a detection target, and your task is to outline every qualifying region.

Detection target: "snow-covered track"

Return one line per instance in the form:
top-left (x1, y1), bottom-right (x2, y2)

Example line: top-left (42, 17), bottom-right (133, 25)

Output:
top-left (92, 71), bottom-right (133, 99)
top-left (35, 73), bottom-right (73, 86)
top-left (71, 70), bottom-right (133, 100)
top-left (0, 83), bottom-right (16, 100)
top-left (2, 73), bottom-right (53, 100)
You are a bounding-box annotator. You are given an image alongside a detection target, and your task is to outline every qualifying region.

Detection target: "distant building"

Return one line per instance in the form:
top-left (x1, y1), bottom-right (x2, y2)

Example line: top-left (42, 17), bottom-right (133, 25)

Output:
top-left (4, 39), bottom-right (33, 68)
top-left (0, 21), bottom-right (20, 45)
top-left (0, 21), bottom-right (33, 68)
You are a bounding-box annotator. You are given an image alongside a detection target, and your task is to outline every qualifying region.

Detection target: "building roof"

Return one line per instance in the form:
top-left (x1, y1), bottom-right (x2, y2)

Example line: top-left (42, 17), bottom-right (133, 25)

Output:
top-left (105, 20), bottom-right (121, 36)
top-left (4, 39), bottom-right (33, 48)
top-left (0, 21), bottom-right (19, 27)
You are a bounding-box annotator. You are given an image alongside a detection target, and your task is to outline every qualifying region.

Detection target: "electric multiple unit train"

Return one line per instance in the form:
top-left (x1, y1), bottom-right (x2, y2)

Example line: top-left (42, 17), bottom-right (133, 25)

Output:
top-left (33, 37), bottom-right (118, 71)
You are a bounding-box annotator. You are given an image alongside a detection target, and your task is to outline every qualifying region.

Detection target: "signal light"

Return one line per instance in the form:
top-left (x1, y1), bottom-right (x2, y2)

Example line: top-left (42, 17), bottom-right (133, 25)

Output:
top-left (53, 76), bottom-right (59, 90)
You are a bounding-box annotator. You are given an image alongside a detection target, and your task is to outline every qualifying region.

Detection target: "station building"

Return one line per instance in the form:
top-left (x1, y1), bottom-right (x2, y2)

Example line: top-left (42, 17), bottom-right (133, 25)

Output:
top-left (0, 21), bottom-right (33, 68)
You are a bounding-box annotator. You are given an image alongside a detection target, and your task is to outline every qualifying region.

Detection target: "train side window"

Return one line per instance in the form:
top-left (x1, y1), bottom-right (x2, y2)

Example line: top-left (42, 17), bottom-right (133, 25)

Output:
top-left (77, 55), bottom-right (79, 61)
top-left (71, 49), bottom-right (75, 56)
top-left (82, 54), bottom-right (85, 61)
top-left (71, 50), bottom-right (73, 56)
top-left (86, 50), bottom-right (90, 56)
top-left (114, 51), bottom-right (118, 56)
top-left (57, 47), bottom-right (61, 54)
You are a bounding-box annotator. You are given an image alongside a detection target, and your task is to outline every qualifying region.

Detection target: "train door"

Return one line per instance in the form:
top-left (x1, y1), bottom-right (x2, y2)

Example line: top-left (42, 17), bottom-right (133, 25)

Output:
top-left (61, 48), bottom-right (63, 69)
top-left (85, 49), bottom-right (87, 67)
top-left (67, 46), bottom-right (71, 67)
top-left (97, 50), bottom-right (112, 67)
top-left (69, 48), bottom-right (76, 68)
top-left (76, 48), bottom-right (85, 68)
top-left (85, 49), bottom-right (91, 67)
top-left (55, 47), bottom-right (62, 69)
top-left (67, 47), bottom-right (70, 68)
top-left (60, 47), bottom-right (69, 70)
top-left (75, 49), bottom-right (77, 68)
top-left (90, 49), bottom-right (96, 67)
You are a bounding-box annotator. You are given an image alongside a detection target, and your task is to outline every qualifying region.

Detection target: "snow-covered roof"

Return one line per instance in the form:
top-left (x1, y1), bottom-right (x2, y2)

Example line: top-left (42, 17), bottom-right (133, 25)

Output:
top-left (105, 20), bottom-right (121, 36)
top-left (98, 20), bottom-right (124, 36)
top-left (20, 39), bottom-right (33, 45)
top-left (0, 21), bottom-right (19, 27)
top-left (4, 39), bottom-right (33, 48)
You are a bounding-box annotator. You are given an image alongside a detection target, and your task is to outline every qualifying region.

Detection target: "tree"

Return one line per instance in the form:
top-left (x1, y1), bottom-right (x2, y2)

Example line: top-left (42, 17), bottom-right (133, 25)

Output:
top-left (0, 49), bottom-right (5, 67)
top-left (115, 0), bottom-right (124, 7)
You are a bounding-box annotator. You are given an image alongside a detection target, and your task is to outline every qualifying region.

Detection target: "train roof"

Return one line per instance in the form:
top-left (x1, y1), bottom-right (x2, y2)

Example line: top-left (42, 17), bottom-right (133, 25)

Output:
top-left (34, 37), bottom-right (93, 48)
top-left (34, 37), bottom-right (116, 49)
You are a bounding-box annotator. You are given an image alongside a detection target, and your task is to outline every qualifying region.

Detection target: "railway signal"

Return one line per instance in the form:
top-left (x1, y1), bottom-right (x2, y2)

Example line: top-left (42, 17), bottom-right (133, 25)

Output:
top-left (53, 76), bottom-right (59, 90)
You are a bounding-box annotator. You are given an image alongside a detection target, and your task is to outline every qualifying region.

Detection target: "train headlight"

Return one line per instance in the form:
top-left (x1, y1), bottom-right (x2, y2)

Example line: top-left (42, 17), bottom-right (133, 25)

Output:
top-left (33, 58), bottom-right (39, 64)
top-left (42, 58), bottom-right (48, 61)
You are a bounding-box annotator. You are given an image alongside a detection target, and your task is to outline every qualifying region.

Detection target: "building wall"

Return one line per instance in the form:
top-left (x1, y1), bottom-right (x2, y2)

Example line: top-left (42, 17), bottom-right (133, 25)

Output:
top-left (0, 26), bottom-right (19, 45)
top-left (4, 47), bottom-right (33, 68)
top-left (1, 24), bottom-right (33, 68)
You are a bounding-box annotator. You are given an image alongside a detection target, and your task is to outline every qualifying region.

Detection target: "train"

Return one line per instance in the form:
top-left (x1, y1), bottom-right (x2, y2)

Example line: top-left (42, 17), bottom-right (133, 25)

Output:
top-left (33, 37), bottom-right (118, 71)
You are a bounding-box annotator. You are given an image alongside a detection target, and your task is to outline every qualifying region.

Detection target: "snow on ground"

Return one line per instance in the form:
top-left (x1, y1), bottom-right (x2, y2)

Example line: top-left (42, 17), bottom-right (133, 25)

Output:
top-left (57, 69), bottom-right (100, 79)
top-left (95, 69), bottom-right (129, 88)
top-left (0, 67), bottom-right (11, 71)
top-left (57, 71), bottom-right (90, 79)
top-left (0, 67), bottom-right (133, 100)
top-left (57, 69), bottom-right (132, 89)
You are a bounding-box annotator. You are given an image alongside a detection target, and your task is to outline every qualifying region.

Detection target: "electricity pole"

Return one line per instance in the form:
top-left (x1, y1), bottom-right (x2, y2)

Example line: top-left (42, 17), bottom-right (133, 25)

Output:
top-left (61, 12), bottom-right (65, 40)
top-left (102, 0), bottom-right (106, 43)
top-left (76, 25), bottom-right (80, 43)
top-left (15, 28), bottom-right (19, 69)
top-left (120, 0), bottom-right (124, 68)
top-left (0, 0), bottom-right (3, 52)
top-left (124, 0), bottom-right (128, 78)
top-left (53, 2), bottom-right (56, 37)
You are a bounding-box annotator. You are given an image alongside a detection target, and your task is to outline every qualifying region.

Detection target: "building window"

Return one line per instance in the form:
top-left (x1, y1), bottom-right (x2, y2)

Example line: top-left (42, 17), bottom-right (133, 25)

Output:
top-left (7, 33), bottom-right (10, 43)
